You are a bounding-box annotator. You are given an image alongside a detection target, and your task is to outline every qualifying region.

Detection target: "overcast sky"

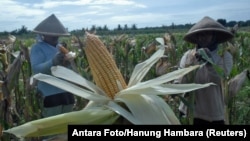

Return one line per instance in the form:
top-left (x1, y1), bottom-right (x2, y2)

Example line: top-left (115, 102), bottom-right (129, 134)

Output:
top-left (0, 0), bottom-right (249, 32)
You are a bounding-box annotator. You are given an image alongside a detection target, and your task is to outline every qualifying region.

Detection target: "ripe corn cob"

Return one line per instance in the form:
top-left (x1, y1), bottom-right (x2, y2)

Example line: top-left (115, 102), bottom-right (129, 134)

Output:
top-left (58, 45), bottom-right (69, 54)
top-left (84, 32), bottom-right (127, 99)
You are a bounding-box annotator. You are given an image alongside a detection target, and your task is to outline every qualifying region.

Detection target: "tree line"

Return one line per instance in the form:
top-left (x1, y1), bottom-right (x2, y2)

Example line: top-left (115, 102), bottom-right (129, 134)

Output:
top-left (0, 18), bottom-right (250, 37)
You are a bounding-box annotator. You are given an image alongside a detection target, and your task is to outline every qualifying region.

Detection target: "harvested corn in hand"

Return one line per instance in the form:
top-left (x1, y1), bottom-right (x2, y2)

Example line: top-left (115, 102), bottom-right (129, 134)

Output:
top-left (57, 44), bottom-right (76, 61)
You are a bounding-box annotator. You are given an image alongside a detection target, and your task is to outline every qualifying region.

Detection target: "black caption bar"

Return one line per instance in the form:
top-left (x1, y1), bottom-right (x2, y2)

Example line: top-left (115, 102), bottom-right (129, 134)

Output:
top-left (68, 125), bottom-right (250, 140)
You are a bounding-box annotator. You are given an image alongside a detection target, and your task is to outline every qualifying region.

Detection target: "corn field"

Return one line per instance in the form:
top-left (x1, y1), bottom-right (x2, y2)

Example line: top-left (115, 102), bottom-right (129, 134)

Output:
top-left (0, 30), bottom-right (249, 140)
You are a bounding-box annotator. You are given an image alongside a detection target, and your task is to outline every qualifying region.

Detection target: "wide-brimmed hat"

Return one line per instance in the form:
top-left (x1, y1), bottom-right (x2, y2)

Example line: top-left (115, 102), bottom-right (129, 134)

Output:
top-left (184, 16), bottom-right (233, 44)
top-left (33, 14), bottom-right (70, 36)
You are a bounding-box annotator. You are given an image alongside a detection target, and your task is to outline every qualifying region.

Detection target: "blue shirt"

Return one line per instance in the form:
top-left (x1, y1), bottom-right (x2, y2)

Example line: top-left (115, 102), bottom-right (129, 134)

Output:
top-left (30, 40), bottom-right (66, 97)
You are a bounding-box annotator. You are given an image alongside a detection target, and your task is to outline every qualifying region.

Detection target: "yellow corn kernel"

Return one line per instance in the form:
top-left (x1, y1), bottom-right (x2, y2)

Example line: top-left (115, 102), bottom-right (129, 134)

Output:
top-left (84, 32), bottom-right (127, 99)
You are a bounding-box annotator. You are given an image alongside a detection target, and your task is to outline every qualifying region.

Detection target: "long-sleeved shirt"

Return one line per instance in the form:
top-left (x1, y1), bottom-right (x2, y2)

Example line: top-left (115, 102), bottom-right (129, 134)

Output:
top-left (30, 40), bottom-right (66, 97)
top-left (178, 47), bottom-right (233, 122)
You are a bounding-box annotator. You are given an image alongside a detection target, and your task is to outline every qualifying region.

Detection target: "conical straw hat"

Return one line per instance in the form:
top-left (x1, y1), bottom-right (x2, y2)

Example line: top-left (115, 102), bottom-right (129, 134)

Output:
top-left (33, 14), bottom-right (70, 36)
top-left (184, 16), bottom-right (233, 44)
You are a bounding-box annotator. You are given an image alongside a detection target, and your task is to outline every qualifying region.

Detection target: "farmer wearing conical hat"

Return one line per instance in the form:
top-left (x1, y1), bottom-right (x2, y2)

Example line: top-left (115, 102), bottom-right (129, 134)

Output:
top-left (30, 14), bottom-right (75, 118)
top-left (177, 16), bottom-right (234, 124)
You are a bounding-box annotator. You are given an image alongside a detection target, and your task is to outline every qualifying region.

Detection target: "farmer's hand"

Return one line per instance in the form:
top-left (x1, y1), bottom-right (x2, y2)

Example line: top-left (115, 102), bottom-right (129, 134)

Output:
top-left (52, 52), bottom-right (65, 66)
top-left (195, 48), bottom-right (213, 64)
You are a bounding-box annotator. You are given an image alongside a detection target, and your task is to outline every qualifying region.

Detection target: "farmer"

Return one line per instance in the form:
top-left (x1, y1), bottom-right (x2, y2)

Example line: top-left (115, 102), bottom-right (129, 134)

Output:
top-left (30, 14), bottom-right (75, 118)
top-left (176, 16), bottom-right (234, 124)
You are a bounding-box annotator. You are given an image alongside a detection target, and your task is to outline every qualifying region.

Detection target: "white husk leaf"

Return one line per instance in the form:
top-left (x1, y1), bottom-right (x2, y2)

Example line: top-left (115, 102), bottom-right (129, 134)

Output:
top-left (4, 108), bottom-right (119, 138)
top-left (115, 94), bottom-right (178, 124)
top-left (128, 47), bottom-right (165, 87)
top-left (119, 83), bottom-right (214, 95)
top-left (51, 66), bottom-right (105, 95)
top-left (32, 73), bottom-right (109, 102)
top-left (124, 65), bottom-right (200, 92)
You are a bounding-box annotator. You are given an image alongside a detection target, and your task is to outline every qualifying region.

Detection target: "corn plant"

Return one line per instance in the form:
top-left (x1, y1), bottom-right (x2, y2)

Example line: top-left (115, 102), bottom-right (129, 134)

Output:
top-left (0, 30), bottom-right (249, 141)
